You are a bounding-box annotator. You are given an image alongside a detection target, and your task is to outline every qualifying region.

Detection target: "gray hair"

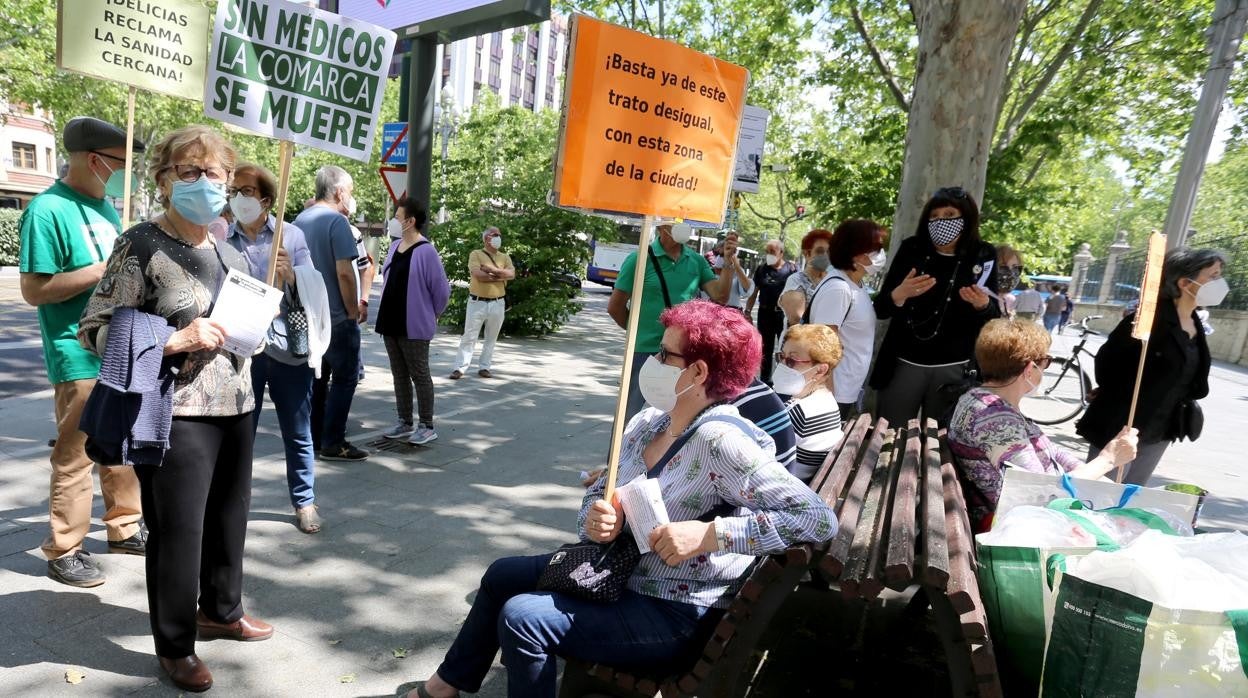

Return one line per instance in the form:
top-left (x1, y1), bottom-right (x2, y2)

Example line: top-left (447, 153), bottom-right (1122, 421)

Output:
top-left (314, 165), bottom-right (352, 201)
top-left (482, 226), bottom-right (500, 240)
top-left (1161, 247), bottom-right (1226, 299)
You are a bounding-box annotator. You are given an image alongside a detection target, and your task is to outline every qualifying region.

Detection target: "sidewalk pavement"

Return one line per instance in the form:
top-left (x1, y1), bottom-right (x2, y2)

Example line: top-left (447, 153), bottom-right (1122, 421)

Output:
top-left (0, 287), bottom-right (1245, 696)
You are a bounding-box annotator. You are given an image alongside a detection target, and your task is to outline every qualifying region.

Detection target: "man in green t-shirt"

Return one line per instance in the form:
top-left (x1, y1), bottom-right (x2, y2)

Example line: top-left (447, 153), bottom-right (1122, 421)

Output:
top-left (19, 117), bottom-right (145, 587)
top-left (607, 223), bottom-right (730, 416)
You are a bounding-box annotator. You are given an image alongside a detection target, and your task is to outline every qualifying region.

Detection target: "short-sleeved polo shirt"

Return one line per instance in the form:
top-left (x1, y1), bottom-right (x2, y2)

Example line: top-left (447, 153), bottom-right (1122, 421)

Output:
top-left (615, 239), bottom-right (717, 352)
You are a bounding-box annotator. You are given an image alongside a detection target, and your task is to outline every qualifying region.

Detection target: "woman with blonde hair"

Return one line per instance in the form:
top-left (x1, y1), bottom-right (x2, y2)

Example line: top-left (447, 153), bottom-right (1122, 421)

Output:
top-left (774, 323), bottom-right (844, 483)
top-left (80, 125), bottom-right (275, 692)
top-left (947, 319), bottom-right (1137, 532)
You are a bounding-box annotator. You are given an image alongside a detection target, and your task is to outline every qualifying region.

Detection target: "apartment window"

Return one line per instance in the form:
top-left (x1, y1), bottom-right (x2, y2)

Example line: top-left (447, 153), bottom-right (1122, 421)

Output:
top-left (492, 32), bottom-right (503, 58)
top-left (511, 67), bottom-right (523, 101)
top-left (489, 57), bottom-right (501, 90)
top-left (45, 147), bottom-right (54, 173)
top-left (12, 142), bottom-right (36, 169)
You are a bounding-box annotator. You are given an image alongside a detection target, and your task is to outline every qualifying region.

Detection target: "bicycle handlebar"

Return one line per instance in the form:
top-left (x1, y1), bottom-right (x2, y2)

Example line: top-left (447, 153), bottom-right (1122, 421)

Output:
top-left (1077, 315), bottom-right (1104, 336)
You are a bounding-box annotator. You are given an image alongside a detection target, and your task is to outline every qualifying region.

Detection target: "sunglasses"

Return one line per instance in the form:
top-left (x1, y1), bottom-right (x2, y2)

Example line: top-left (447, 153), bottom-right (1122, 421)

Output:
top-left (774, 352), bottom-right (813, 369)
top-left (934, 186), bottom-right (968, 200)
top-left (1031, 356), bottom-right (1054, 370)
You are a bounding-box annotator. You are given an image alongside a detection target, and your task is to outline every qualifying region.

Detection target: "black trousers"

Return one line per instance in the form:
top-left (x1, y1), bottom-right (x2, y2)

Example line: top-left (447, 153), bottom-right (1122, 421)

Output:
top-left (757, 306), bottom-right (785, 383)
top-left (135, 413), bottom-right (254, 659)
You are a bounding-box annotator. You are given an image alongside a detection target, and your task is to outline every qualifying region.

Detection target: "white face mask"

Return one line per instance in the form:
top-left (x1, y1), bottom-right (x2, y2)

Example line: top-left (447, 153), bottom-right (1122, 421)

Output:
top-left (637, 355), bottom-right (693, 413)
top-left (341, 191), bottom-right (357, 216)
top-left (228, 193), bottom-right (265, 225)
top-left (765, 254), bottom-right (779, 266)
top-left (772, 363), bottom-right (816, 396)
top-left (1188, 277), bottom-right (1229, 307)
top-left (488, 235), bottom-right (502, 249)
top-left (387, 218), bottom-right (405, 238)
top-left (862, 249), bottom-right (887, 274)
top-left (1022, 363), bottom-right (1042, 397)
top-left (668, 224), bottom-right (693, 245)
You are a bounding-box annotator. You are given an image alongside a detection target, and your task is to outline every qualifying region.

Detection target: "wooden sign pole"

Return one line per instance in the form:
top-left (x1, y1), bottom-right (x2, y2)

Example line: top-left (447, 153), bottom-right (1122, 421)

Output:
top-left (1117, 232), bottom-right (1167, 483)
top-left (121, 85), bottom-right (137, 230)
top-left (265, 140), bottom-right (295, 287)
top-left (603, 215), bottom-right (657, 502)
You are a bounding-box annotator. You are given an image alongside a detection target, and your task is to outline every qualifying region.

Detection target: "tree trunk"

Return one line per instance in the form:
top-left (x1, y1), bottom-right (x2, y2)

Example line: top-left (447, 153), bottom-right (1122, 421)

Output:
top-left (889, 0), bottom-right (1025, 255)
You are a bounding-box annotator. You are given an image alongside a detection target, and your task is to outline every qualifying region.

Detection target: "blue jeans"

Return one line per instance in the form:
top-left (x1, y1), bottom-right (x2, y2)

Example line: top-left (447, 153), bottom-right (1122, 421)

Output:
top-left (1043, 313), bottom-right (1061, 332)
top-left (437, 554), bottom-right (711, 698)
top-left (251, 354), bottom-right (316, 509)
top-left (312, 320), bottom-right (361, 450)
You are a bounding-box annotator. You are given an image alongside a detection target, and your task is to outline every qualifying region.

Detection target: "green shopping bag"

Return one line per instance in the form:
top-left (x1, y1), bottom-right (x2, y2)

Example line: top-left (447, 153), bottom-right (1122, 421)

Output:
top-left (1041, 571), bottom-right (1248, 697)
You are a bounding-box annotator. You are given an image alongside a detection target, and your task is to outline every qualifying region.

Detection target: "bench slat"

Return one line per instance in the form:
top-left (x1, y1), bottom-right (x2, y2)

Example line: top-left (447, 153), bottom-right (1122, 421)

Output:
top-left (863, 425), bottom-right (910, 599)
top-left (940, 430), bottom-right (978, 566)
top-left (941, 459), bottom-right (979, 617)
top-left (841, 428), bottom-right (899, 599)
top-left (920, 419), bottom-right (951, 590)
top-left (807, 412), bottom-right (867, 494)
top-left (883, 418), bottom-right (923, 591)
top-left (812, 413), bottom-right (873, 510)
top-left (820, 419), bottom-right (889, 580)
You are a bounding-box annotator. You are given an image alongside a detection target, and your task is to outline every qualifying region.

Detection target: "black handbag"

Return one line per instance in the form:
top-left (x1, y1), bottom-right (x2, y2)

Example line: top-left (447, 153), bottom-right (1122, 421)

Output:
top-left (1176, 400), bottom-right (1204, 442)
top-left (537, 423), bottom-right (704, 603)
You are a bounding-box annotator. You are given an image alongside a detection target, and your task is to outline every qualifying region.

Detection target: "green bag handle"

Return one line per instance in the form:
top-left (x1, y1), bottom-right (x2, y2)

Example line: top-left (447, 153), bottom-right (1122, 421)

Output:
top-left (1044, 498), bottom-right (1118, 547)
top-left (1047, 497), bottom-right (1179, 538)
top-left (1227, 610), bottom-right (1248, 681)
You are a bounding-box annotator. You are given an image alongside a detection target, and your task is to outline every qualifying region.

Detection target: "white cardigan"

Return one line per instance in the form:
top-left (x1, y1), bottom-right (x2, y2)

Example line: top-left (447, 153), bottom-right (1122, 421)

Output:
top-left (293, 264), bottom-right (332, 377)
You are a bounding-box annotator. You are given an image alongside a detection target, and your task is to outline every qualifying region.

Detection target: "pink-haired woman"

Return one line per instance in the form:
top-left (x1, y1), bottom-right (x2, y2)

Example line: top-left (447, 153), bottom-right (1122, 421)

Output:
top-left (412, 300), bottom-right (836, 698)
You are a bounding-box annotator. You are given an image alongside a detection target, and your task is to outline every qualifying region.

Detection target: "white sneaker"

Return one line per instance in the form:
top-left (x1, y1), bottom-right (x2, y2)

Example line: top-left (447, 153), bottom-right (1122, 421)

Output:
top-left (383, 422), bottom-right (415, 440)
top-left (409, 426), bottom-right (438, 445)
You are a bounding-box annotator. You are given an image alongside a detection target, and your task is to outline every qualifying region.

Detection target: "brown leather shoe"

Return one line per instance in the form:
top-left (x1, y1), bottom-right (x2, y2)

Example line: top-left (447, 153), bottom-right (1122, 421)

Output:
top-left (159, 654), bottom-right (213, 692)
top-left (196, 610), bottom-right (274, 641)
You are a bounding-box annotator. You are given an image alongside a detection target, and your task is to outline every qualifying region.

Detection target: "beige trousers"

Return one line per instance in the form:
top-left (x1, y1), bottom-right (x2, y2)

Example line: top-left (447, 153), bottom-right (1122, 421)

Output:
top-left (41, 379), bottom-right (143, 560)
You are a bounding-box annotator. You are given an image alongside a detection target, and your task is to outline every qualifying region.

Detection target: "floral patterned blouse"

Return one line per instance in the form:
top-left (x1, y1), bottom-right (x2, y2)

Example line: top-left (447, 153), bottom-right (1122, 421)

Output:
top-left (947, 387), bottom-right (1082, 528)
top-left (578, 404), bottom-right (837, 609)
top-left (79, 222), bottom-right (254, 417)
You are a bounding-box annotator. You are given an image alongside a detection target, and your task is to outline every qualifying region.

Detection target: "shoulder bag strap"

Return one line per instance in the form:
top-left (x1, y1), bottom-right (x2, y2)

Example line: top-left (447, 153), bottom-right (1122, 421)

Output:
top-left (647, 247), bottom-right (674, 309)
top-left (802, 276), bottom-right (853, 325)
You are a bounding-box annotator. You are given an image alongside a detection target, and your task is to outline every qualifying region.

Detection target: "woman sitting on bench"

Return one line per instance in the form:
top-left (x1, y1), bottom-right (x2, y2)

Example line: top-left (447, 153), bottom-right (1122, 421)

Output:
top-left (947, 319), bottom-right (1138, 533)
top-left (411, 300), bottom-right (837, 698)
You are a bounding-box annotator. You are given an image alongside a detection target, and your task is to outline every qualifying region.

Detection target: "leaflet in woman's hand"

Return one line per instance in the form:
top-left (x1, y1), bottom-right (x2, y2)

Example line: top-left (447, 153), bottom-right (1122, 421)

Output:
top-left (618, 476), bottom-right (670, 553)
top-left (209, 269), bottom-right (283, 356)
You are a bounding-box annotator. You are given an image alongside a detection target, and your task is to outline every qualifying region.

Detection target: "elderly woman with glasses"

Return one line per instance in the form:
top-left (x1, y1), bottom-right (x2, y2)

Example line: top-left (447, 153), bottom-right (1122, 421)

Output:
top-left (412, 300), bottom-right (835, 698)
top-left (79, 125), bottom-right (274, 692)
top-left (946, 319), bottom-right (1138, 533)
top-left (772, 324), bottom-right (844, 483)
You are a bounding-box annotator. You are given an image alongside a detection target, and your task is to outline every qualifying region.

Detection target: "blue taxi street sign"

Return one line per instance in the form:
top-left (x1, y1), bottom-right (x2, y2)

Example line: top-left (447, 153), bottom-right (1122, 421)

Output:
top-left (382, 122), bottom-right (409, 165)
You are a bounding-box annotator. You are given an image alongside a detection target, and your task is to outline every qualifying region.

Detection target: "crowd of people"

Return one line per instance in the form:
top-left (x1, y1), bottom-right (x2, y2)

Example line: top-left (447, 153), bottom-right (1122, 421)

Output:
top-left (14, 115), bottom-right (1229, 695)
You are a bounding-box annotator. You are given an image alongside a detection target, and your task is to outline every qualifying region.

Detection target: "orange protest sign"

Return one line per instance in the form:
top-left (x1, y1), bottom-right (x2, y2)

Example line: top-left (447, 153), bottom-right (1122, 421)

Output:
top-left (553, 15), bottom-right (749, 224)
top-left (1131, 232), bottom-right (1167, 341)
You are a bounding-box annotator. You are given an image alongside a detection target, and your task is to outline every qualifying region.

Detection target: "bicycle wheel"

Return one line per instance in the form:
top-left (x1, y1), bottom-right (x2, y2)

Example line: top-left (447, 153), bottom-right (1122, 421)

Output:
top-left (1020, 357), bottom-right (1088, 425)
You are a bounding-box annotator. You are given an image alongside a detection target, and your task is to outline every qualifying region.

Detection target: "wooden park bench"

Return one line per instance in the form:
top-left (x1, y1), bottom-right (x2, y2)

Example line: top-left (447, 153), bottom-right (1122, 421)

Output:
top-left (558, 544), bottom-right (814, 698)
top-left (809, 413), bottom-right (1002, 698)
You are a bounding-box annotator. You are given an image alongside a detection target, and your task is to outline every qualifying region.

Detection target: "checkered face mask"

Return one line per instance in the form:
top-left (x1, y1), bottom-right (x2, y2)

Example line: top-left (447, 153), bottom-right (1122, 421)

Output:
top-left (928, 217), bottom-right (964, 247)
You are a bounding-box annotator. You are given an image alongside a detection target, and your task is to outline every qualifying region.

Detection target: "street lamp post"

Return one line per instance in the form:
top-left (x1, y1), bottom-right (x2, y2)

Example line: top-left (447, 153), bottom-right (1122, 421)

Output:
top-left (433, 86), bottom-right (458, 224)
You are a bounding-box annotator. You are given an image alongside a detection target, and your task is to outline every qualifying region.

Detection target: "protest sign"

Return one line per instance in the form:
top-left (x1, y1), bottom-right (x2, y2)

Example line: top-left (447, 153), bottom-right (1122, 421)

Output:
top-left (203, 0), bottom-right (397, 162)
top-left (1122, 231), bottom-right (1167, 482)
top-left (552, 15), bottom-right (750, 225)
top-left (56, 0), bottom-right (211, 102)
top-left (732, 105), bottom-right (769, 194)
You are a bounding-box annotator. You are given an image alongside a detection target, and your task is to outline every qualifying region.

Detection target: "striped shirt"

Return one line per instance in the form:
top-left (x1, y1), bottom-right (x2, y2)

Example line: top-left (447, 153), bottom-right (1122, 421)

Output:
top-left (787, 389), bottom-right (843, 481)
top-left (578, 404), bottom-right (837, 609)
top-left (732, 379), bottom-right (797, 471)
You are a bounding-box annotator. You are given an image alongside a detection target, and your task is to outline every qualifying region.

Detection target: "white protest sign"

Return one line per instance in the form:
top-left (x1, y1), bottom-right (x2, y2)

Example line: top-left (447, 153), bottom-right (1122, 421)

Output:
top-left (732, 105), bottom-right (769, 194)
top-left (57, 0), bottom-right (211, 102)
top-left (204, 0), bottom-right (397, 161)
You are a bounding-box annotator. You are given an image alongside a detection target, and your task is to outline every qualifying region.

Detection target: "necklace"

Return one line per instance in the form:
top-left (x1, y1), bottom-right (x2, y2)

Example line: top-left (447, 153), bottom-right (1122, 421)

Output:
top-left (156, 214), bottom-right (211, 248)
top-left (664, 400), bottom-right (725, 437)
top-left (904, 253), bottom-right (963, 342)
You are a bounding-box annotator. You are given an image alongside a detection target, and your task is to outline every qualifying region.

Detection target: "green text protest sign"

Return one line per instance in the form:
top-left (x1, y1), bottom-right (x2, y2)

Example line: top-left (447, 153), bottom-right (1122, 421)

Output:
top-left (204, 0), bottom-right (397, 161)
top-left (57, 0), bottom-right (211, 101)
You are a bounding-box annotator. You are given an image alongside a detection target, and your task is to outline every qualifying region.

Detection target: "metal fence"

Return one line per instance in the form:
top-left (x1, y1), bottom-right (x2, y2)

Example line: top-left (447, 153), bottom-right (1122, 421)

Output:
top-left (1075, 231), bottom-right (1248, 311)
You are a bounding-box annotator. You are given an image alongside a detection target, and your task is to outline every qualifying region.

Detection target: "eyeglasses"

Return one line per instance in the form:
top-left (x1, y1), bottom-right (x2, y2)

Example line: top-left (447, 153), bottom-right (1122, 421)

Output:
top-left (934, 186), bottom-right (968, 200)
top-left (774, 352), bottom-right (813, 369)
top-left (90, 150), bottom-right (127, 164)
top-left (656, 347), bottom-right (685, 365)
top-left (1031, 356), bottom-right (1054, 370)
top-left (227, 185), bottom-right (261, 198)
top-left (162, 164), bottom-right (230, 184)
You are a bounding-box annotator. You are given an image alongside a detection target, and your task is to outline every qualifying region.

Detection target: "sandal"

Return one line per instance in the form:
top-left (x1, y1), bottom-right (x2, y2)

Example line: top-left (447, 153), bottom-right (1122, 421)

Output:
top-left (295, 506), bottom-right (322, 534)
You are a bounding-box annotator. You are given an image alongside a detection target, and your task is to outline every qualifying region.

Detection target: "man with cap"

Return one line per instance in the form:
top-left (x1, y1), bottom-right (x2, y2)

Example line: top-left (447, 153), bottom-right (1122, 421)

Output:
top-left (450, 226), bottom-right (514, 380)
top-left (18, 116), bottom-right (145, 587)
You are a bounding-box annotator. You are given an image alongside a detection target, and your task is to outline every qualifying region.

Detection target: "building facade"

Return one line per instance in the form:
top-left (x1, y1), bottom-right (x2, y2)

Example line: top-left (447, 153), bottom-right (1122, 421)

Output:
top-left (437, 17), bottom-right (568, 115)
top-left (0, 104), bottom-right (58, 209)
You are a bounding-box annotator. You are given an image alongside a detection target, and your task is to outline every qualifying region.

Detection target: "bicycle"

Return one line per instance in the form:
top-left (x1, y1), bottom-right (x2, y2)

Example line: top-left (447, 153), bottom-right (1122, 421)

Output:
top-left (1019, 315), bottom-right (1104, 425)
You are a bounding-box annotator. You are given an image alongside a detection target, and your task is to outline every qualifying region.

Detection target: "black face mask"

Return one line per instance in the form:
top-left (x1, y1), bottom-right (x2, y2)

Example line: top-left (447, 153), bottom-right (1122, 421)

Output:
top-left (998, 267), bottom-right (1021, 293)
